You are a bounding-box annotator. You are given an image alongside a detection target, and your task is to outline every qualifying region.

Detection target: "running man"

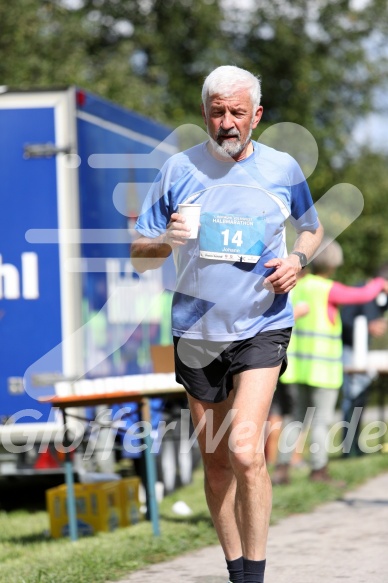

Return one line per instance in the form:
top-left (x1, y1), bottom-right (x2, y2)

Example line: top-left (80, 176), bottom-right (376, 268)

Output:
top-left (131, 65), bottom-right (323, 583)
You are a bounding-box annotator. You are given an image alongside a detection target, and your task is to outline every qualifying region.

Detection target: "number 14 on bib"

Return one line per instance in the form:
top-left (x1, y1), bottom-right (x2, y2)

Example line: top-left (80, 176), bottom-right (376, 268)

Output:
top-left (199, 213), bottom-right (266, 263)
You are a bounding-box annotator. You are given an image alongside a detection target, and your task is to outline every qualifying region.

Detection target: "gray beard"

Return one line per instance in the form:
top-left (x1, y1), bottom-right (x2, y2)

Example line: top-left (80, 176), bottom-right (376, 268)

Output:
top-left (210, 128), bottom-right (253, 160)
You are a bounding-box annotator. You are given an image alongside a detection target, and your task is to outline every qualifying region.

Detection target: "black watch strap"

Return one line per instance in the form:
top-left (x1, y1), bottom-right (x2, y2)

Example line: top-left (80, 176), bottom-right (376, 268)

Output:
top-left (290, 251), bottom-right (307, 269)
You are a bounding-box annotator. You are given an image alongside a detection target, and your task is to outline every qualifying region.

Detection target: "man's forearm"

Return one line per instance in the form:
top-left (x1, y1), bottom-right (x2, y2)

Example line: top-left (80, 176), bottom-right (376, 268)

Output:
top-left (130, 235), bottom-right (172, 273)
top-left (292, 221), bottom-right (324, 265)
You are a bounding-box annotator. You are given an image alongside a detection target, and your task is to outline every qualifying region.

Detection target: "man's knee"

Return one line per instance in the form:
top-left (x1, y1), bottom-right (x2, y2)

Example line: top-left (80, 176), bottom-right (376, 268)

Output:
top-left (204, 458), bottom-right (234, 493)
top-left (229, 450), bottom-right (266, 477)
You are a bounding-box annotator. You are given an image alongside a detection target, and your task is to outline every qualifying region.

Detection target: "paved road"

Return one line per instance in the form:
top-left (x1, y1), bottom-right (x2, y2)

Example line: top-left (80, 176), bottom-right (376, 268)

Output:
top-left (113, 472), bottom-right (388, 583)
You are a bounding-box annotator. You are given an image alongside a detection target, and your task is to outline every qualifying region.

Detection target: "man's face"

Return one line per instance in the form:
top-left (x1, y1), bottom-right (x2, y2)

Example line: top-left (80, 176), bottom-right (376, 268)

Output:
top-left (202, 89), bottom-right (263, 161)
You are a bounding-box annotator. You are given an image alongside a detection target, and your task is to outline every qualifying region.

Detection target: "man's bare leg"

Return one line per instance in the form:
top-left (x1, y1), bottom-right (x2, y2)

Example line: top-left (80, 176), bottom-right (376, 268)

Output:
top-left (187, 365), bottom-right (280, 562)
top-left (230, 366), bottom-right (280, 560)
top-left (187, 390), bottom-right (243, 560)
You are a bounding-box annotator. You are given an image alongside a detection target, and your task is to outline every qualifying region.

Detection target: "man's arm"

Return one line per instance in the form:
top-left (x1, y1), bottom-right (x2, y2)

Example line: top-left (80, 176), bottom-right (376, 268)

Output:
top-left (131, 212), bottom-right (191, 273)
top-left (263, 220), bottom-right (324, 294)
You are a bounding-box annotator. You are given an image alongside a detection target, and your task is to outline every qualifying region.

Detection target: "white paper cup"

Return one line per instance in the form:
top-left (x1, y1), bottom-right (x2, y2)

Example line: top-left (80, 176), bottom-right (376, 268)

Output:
top-left (178, 203), bottom-right (201, 239)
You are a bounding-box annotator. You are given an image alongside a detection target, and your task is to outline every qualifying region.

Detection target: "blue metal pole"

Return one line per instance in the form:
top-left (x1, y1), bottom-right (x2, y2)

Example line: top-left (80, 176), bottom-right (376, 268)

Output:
top-left (62, 408), bottom-right (78, 541)
top-left (64, 459), bottom-right (78, 541)
top-left (142, 399), bottom-right (160, 536)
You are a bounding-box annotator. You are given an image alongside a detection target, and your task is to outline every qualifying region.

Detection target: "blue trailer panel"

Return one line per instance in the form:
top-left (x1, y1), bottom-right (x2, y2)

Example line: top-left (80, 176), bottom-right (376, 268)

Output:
top-left (0, 88), bottom-right (192, 489)
top-left (0, 103), bottom-right (63, 419)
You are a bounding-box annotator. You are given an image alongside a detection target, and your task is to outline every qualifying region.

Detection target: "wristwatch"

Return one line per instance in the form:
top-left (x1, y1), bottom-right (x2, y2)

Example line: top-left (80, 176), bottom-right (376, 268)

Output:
top-left (290, 251), bottom-right (308, 269)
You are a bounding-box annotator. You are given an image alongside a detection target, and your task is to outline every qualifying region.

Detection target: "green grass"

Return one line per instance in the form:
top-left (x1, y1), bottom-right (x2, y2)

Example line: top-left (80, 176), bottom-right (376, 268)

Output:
top-left (0, 453), bottom-right (387, 583)
top-left (271, 453), bottom-right (388, 521)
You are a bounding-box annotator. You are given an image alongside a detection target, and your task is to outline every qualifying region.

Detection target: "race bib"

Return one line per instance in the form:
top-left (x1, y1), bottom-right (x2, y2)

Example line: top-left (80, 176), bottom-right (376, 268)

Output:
top-left (199, 212), bottom-right (266, 262)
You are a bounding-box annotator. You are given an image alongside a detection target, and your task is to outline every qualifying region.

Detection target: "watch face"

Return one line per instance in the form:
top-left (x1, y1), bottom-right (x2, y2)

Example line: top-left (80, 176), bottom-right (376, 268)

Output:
top-left (300, 253), bottom-right (307, 268)
top-left (292, 252), bottom-right (307, 268)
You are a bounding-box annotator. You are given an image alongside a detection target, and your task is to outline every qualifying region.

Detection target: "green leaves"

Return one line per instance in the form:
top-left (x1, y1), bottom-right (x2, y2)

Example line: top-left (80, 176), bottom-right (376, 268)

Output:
top-left (2, 0), bottom-right (387, 277)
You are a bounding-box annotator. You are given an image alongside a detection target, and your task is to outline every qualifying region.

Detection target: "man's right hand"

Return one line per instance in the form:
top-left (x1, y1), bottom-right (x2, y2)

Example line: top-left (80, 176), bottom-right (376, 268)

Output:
top-left (163, 212), bottom-right (192, 248)
top-left (130, 213), bottom-right (192, 273)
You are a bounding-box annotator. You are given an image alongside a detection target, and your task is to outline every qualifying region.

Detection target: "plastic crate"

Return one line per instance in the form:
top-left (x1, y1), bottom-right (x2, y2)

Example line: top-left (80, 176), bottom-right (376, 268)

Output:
top-left (116, 477), bottom-right (142, 527)
top-left (46, 481), bottom-right (120, 538)
top-left (46, 483), bottom-right (94, 539)
top-left (88, 481), bottom-right (121, 533)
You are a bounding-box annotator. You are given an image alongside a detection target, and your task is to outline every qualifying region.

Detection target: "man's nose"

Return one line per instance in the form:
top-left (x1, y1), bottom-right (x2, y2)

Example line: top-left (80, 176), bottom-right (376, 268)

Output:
top-left (220, 112), bottom-right (234, 129)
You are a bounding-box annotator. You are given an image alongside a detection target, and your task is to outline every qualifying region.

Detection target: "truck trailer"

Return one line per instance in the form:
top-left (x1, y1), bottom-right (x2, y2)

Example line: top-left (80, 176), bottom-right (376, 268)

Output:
top-left (0, 87), bottom-right (195, 492)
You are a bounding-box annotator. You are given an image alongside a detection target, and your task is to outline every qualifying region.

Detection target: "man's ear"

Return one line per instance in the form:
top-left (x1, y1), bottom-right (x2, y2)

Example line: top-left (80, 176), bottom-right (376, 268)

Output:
top-left (252, 106), bottom-right (264, 129)
top-left (201, 104), bottom-right (207, 125)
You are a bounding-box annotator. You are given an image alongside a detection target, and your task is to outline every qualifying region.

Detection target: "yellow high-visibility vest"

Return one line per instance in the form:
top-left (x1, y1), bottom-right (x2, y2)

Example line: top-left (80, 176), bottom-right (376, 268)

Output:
top-left (282, 274), bottom-right (343, 389)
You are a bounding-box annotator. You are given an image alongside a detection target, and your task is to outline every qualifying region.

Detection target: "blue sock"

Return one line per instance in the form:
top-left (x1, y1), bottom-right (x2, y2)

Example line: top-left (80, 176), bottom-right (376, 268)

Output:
top-left (226, 556), bottom-right (244, 583)
top-left (243, 557), bottom-right (266, 583)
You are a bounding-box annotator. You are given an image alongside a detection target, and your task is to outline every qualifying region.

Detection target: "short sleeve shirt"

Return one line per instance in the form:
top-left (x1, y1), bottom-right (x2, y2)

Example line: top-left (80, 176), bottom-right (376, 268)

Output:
top-left (135, 141), bottom-right (319, 341)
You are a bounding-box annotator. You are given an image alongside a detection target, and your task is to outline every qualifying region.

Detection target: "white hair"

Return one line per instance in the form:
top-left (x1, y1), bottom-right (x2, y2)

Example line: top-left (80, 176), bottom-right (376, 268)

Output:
top-left (202, 65), bottom-right (262, 112)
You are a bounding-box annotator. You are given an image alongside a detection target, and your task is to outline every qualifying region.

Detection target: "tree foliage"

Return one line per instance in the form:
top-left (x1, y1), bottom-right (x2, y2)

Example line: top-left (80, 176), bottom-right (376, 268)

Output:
top-left (2, 0), bottom-right (387, 131)
top-left (241, 0), bottom-right (388, 185)
top-left (1, 0), bottom-right (388, 278)
top-left (336, 151), bottom-right (388, 281)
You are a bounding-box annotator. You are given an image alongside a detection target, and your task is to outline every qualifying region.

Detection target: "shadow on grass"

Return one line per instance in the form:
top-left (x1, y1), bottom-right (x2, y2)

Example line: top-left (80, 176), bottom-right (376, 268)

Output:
top-left (0, 476), bottom-right (64, 511)
top-left (4, 531), bottom-right (53, 545)
top-left (159, 511), bottom-right (213, 526)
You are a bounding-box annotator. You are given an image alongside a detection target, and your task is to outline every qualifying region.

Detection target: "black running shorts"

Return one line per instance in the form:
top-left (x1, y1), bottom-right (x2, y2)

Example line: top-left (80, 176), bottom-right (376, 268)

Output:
top-left (173, 328), bottom-right (292, 403)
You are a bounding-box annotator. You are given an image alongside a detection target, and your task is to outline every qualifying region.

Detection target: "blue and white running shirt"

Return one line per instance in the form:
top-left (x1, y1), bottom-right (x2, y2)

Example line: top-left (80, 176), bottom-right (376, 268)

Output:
top-left (135, 141), bottom-right (319, 341)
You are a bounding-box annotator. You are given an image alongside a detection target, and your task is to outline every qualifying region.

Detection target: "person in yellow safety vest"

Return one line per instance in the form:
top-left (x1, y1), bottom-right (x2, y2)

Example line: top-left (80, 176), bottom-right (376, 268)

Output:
top-left (265, 292), bottom-right (310, 467)
top-left (272, 238), bottom-right (388, 485)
